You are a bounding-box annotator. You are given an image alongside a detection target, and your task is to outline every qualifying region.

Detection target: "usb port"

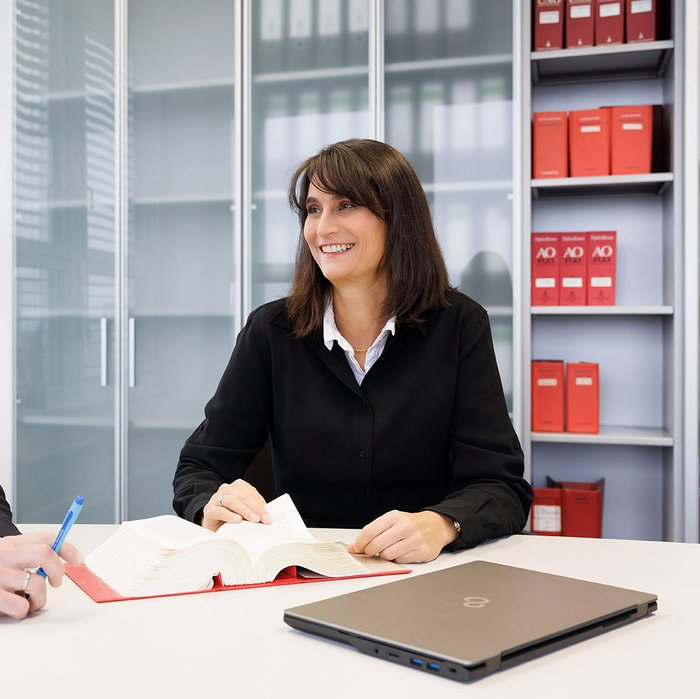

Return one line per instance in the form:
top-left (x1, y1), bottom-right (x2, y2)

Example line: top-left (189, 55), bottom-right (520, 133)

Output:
top-left (427, 662), bottom-right (440, 672)
top-left (410, 658), bottom-right (423, 667)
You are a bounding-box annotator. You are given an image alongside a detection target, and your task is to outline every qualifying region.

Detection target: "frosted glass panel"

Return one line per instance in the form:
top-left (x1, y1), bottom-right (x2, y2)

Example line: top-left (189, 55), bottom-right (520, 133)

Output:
top-left (384, 0), bottom-right (514, 409)
top-left (250, 0), bottom-right (372, 310)
top-left (14, 0), bottom-right (117, 523)
top-left (126, 0), bottom-right (238, 518)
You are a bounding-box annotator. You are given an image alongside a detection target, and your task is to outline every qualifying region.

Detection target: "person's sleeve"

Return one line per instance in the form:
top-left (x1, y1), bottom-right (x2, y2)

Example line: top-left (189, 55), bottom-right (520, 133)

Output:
top-left (424, 308), bottom-right (533, 550)
top-left (172, 309), bottom-right (273, 524)
top-left (0, 484), bottom-right (21, 537)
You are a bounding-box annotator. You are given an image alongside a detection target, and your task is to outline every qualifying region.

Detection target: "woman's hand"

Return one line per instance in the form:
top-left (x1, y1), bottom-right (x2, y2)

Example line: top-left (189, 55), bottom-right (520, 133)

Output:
top-left (347, 510), bottom-right (458, 564)
top-left (0, 532), bottom-right (83, 620)
top-left (201, 479), bottom-right (272, 531)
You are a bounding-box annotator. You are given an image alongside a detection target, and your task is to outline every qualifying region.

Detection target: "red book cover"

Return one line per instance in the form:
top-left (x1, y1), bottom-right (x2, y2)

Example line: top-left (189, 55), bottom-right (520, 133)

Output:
top-left (530, 487), bottom-right (562, 536)
top-left (566, 0), bottom-right (595, 48)
top-left (611, 104), bottom-right (653, 175)
top-left (534, 0), bottom-right (564, 51)
top-left (532, 360), bottom-right (565, 432)
top-left (533, 111), bottom-right (568, 179)
top-left (547, 477), bottom-right (605, 538)
top-left (66, 563), bottom-right (411, 604)
top-left (569, 108), bottom-right (610, 177)
top-left (626, 0), bottom-right (656, 42)
top-left (559, 233), bottom-right (588, 305)
top-left (531, 233), bottom-right (561, 306)
top-left (595, 0), bottom-right (624, 45)
top-left (587, 231), bottom-right (616, 305)
top-left (566, 361), bottom-right (600, 433)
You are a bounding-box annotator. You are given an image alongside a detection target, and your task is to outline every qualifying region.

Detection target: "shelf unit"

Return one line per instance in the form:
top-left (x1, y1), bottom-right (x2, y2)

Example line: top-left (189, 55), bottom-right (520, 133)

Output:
top-left (522, 0), bottom-right (692, 541)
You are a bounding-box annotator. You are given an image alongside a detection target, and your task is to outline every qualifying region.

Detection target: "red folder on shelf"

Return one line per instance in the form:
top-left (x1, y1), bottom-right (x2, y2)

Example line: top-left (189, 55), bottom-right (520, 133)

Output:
top-left (66, 562), bottom-right (411, 604)
top-left (595, 0), bottom-right (624, 45)
top-left (534, 0), bottom-right (565, 51)
top-left (547, 477), bottom-right (605, 538)
top-left (566, 0), bottom-right (595, 48)
top-left (530, 487), bottom-right (563, 536)
top-left (626, 0), bottom-right (657, 43)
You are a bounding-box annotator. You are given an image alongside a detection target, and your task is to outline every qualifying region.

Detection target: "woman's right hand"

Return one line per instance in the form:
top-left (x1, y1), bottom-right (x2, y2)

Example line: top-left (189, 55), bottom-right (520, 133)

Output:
top-left (201, 479), bottom-right (271, 531)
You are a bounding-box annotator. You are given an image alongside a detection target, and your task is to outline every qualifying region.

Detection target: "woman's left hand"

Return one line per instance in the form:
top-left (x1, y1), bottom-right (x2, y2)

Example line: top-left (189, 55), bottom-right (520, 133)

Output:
top-left (347, 510), bottom-right (458, 564)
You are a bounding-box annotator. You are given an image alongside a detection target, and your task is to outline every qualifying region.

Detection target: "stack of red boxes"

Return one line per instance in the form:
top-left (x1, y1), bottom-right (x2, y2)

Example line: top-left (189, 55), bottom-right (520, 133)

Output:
top-left (533, 105), bottom-right (660, 179)
top-left (532, 360), bottom-right (600, 433)
top-left (531, 231), bottom-right (616, 306)
top-left (530, 477), bottom-right (605, 537)
top-left (534, 0), bottom-right (663, 51)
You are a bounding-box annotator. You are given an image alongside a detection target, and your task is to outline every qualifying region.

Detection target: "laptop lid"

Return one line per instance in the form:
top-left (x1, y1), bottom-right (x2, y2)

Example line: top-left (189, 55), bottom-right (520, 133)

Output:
top-left (283, 560), bottom-right (657, 682)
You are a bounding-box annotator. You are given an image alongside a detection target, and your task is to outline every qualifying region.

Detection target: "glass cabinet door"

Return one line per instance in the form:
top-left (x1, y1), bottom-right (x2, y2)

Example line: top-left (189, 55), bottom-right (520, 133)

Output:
top-left (14, 0), bottom-right (117, 522)
top-left (126, 0), bottom-right (238, 518)
top-left (249, 0), bottom-right (372, 310)
top-left (384, 0), bottom-right (515, 409)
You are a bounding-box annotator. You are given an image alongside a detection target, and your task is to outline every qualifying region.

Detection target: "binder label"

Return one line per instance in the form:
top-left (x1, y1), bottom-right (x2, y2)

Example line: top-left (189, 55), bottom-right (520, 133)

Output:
top-left (631, 0), bottom-right (652, 12)
top-left (599, 2), bottom-right (621, 17)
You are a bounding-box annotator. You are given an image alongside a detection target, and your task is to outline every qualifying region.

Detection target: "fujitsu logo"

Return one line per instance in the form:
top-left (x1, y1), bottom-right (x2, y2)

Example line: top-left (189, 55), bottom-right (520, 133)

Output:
top-left (592, 245), bottom-right (613, 262)
top-left (463, 596), bottom-right (490, 609)
top-left (563, 245), bottom-right (585, 261)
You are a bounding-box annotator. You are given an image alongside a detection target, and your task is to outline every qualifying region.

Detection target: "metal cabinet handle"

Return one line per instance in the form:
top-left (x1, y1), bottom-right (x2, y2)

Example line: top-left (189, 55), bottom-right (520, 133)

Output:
top-left (128, 317), bottom-right (135, 388)
top-left (100, 317), bottom-right (108, 387)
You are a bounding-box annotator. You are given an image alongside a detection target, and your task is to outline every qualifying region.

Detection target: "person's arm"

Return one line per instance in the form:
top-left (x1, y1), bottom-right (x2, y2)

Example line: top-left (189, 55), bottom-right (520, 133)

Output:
top-left (423, 306), bottom-right (533, 550)
top-left (0, 485), bottom-right (20, 537)
top-left (173, 307), bottom-right (273, 526)
top-left (0, 532), bottom-right (82, 619)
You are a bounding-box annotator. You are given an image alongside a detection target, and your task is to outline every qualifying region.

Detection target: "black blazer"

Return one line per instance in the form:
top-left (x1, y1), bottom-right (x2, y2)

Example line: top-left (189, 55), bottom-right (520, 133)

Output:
top-left (173, 292), bottom-right (532, 550)
top-left (0, 485), bottom-right (20, 537)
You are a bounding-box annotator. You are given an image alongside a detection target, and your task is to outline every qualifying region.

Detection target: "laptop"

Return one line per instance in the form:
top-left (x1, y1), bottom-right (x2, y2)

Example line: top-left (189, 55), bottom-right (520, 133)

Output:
top-left (283, 560), bottom-right (657, 682)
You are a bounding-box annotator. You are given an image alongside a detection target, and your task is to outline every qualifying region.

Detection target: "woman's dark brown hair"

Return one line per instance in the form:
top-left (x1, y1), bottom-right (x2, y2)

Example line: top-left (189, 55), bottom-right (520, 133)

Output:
top-left (287, 139), bottom-right (453, 336)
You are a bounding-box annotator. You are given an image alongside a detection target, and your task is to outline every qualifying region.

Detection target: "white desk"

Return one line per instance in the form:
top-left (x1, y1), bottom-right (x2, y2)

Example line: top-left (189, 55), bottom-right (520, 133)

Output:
top-left (4, 526), bottom-right (699, 698)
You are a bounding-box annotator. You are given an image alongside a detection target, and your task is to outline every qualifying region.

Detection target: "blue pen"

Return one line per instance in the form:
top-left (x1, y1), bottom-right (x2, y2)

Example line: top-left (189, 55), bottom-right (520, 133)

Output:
top-left (36, 496), bottom-right (85, 578)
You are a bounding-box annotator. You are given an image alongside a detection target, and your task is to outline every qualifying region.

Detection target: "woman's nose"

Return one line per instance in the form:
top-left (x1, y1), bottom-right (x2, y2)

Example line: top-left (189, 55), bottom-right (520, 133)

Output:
top-left (316, 210), bottom-right (338, 237)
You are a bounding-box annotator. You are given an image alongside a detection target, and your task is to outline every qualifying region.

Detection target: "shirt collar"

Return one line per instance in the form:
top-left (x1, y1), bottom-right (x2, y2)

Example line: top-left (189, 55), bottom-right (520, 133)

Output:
top-left (322, 302), bottom-right (396, 351)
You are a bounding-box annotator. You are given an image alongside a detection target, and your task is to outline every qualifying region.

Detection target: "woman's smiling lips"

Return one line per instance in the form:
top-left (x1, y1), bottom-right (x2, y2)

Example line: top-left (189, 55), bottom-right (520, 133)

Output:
top-left (321, 243), bottom-right (355, 254)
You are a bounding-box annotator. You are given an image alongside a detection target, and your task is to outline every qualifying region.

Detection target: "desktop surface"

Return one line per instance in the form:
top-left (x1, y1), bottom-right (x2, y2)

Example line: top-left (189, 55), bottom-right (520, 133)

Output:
top-left (4, 525), bottom-right (698, 699)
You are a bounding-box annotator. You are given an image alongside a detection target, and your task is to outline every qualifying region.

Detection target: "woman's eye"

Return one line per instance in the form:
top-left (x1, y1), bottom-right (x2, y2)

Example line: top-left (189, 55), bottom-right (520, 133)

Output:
top-left (338, 201), bottom-right (355, 211)
top-left (306, 206), bottom-right (320, 215)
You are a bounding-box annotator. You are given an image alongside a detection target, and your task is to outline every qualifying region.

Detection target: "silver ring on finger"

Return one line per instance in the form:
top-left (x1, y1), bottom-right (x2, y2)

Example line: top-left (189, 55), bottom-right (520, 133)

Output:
top-left (22, 570), bottom-right (32, 594)
top-left (218, 494), bottom-right (225, 508)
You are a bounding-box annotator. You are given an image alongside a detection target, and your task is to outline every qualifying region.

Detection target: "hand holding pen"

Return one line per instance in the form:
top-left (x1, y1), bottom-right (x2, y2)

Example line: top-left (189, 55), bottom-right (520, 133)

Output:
top-left (0, 497), bottom-right (84, 620)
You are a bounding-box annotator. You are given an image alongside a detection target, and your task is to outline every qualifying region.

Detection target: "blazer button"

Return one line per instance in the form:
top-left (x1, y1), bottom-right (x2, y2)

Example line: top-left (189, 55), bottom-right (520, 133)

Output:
top-left (359, 450), bottom-right (366, 458)
top-left (361, 400), bottom-right (369, 408)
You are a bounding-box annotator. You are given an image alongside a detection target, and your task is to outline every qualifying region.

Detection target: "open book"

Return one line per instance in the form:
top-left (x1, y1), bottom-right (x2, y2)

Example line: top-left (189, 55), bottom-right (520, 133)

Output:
top-left (70, 494), bottom-right (408, 601)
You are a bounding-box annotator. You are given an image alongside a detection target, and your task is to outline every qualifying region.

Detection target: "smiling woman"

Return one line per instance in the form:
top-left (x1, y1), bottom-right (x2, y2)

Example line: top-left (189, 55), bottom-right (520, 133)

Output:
top-left (173, 139), bottom-right (533, 565)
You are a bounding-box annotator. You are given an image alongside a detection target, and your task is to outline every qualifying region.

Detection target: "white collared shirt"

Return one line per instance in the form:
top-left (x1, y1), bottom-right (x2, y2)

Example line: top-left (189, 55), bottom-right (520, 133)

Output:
top-left (322, 303), bottom-right (396, 385)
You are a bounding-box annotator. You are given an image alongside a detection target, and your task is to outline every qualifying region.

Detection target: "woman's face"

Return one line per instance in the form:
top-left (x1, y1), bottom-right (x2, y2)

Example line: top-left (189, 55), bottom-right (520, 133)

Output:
top-left (303, 181), bottom-right (388, 290)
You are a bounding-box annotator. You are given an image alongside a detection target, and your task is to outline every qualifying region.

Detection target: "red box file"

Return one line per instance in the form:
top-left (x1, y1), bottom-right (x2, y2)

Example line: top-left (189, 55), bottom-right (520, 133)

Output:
top-left (569, 108), bottom-right (610, 177)
top-left (587, 231), bottom-right (616, 305)
top-left (566, 0), bottom-right (595, 48)
top-left (533, 111), bottom-right (568, 179)
top-left (530, 488), bottom-right (562, 536)
top-left (547, 477), bottom-right (605, 538)
top-left (534, 0), bottom-right (564, 51)
top-left (531, 233), bottom-right (561, 305)
top-left (595, 0), bottom-right (624, 45)
top-left (626, 0), bottom-right (657, 42)
top-left (611, 104), bottom-right (655, 175)
top-left (532, 360), bottom-right (565, 432)
top-left (559, 233), bottom-right (588, 305)
top-left (566, 361), bottom-right (600, 433)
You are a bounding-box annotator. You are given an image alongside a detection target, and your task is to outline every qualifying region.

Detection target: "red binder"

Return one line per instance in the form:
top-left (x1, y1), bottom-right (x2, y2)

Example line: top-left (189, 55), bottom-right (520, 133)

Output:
top-left (566, 0), bottom-right (595, 48)
top-left (66, 563), bottom-right (411, 604)
top-left (532, 360), bottom-right (565, 432)
top-left (533, 111), bottom-right (568, 179)
top-left (626, 0), bottom-right (657, 42)
top-left (566, 361), bottom-right (600, 433)
top-left (595, 0), bottom-right (624, 45)
top-left (569, 108), bottom-right (610, 177)
top-left (530, 487), bottom-right (563, 536)
top-left (611, 104), bottom-right (654, 175)
top-left (534, 0), bottom-right (565, 51)
top-left (587, 231), bottom-right (616, 305)
top-left (532, 233), bottom-right (561, 306)
top-left (560, 233), bottom-right (588, 306)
